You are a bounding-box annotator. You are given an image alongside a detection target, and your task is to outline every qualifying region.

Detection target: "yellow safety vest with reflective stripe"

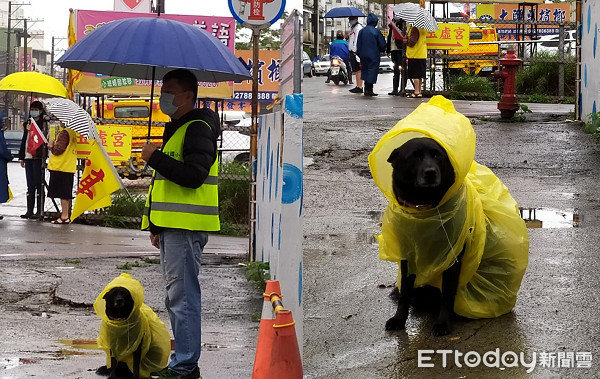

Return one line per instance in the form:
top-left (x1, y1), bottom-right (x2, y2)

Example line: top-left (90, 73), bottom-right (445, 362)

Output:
top-left (141, 120), bottom-right (220, 231)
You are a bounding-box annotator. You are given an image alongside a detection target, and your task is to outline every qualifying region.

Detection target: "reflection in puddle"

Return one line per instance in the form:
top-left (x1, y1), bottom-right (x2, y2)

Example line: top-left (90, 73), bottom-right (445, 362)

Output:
top-left (519, 207), bottom-right (581, 228)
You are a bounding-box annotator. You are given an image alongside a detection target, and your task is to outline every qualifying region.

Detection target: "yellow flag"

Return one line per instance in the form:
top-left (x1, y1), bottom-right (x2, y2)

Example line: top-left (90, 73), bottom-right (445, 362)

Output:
top-left (66, 9), bottom-right (83, 100)
top-left (71, 140), bottom-right (121, 221)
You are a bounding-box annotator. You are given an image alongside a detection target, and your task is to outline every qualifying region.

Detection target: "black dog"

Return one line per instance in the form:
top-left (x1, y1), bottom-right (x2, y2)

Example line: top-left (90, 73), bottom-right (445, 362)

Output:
top-left (96, 286), bottom-right (142, 379)
top-left (386, 137), bottom-right (462, 336)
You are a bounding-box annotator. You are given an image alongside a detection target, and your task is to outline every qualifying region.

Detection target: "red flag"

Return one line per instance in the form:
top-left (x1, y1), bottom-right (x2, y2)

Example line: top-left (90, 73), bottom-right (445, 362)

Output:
top-left (26, 118), bottom-right (47, 155)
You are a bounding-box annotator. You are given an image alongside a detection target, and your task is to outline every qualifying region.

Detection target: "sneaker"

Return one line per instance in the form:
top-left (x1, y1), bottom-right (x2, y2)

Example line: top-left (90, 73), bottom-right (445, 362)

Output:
top-left (349, 87), bottom-right (363, 93)
top-left (150, 367), bottom-right (201, 379)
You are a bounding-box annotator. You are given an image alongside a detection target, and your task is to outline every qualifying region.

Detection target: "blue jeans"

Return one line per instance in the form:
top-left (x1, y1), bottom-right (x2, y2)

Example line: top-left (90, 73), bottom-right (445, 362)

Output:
top-left (159, 229), bottom-right (208, 374)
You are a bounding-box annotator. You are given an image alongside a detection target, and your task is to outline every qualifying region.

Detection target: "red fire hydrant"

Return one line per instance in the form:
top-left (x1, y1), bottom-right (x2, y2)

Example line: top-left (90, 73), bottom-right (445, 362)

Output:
top-left (492, 50), bottom-right (522, 119)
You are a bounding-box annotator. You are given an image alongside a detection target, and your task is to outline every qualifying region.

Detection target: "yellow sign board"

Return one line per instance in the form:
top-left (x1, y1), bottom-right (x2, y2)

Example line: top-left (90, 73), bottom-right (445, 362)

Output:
top-left (425, 23), bottom-right (470, 50)
top-left (76, 125), bottom-right (132, 162)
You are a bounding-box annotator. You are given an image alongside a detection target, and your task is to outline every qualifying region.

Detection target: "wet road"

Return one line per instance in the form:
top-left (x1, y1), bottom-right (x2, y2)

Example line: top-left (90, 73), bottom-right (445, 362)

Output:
top-left (302, 75), bottom-right (597, 378)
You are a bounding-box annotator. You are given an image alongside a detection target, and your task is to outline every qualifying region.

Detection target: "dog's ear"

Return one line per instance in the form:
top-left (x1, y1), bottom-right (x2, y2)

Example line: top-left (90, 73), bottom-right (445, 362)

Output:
top-left (387, 148), bottom-right (402, 165)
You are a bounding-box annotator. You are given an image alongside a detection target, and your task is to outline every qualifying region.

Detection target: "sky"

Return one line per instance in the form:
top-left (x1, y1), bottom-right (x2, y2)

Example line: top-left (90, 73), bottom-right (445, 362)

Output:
top-left (23, 0), bottom-right (302, 53)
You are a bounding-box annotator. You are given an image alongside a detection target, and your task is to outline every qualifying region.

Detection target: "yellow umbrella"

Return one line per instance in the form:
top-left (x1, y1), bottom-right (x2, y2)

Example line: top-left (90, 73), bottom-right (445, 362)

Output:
top-left (0, 71), bottom-right (67, 98)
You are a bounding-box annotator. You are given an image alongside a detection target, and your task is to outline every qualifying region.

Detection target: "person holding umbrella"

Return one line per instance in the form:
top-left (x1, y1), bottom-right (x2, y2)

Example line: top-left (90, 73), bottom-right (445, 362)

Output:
top-left (18, 101), bottom-right (48, 219)
top-left (356, 13), bottom-right (386, 96)
top-left (405, 24), bottom-right (428, 98)
top-left (141, 69), bottom-right (220, 379)
top-left (47, 123), bottom-right (78, 224)
top-left (0, 124), bottom-right (12, 221)
top-left (348, 16), bottom-right (364, 93)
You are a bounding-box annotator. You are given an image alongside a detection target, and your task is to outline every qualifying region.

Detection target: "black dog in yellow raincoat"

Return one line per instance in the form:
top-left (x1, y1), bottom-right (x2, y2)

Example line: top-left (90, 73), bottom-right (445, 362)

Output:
top-left (94, 273), bottom-right (171, 378)
top-left (368, 96), bottom-right (529, 336)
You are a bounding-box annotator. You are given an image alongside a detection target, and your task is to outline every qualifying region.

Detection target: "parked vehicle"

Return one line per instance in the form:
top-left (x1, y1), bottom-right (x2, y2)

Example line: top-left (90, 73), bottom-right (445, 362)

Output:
top-left (379, 56), bottom-right (395, 73)
top-left (447, 24), bottom-right (499, 76)
top-left (303, 51), bottom-right (313, 77)
top-left (328, 56), bottom-right (349, 85)
top-left (3, 130), bottom-right (23, 159)
top-left (312, 54), bottom-right (330, 76)
top-left (530, 30), bottom-right (576, 56)
top-left (219, 111), bottom-right (250, 163)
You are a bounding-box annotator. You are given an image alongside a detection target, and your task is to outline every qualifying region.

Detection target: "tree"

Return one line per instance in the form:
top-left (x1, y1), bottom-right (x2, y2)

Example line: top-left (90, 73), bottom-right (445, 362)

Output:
top-left (235, 11), bottom-right (289, 50)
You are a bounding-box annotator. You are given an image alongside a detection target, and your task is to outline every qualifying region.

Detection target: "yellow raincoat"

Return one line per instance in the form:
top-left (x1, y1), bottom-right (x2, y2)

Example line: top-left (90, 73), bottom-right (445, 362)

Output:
top-left (368, 96), bottom-right (529, 319)
top-left (94, 273), bottom-right (171, 378)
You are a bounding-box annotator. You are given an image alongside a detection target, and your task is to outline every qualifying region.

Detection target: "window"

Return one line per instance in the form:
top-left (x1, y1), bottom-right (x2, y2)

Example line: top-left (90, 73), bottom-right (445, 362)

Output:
top-left (469, 32), bottom-right (483, 40)
top-left (114, 106), bottom-right (150, 118)
top-left (336, 20), bottom-right (341, 26)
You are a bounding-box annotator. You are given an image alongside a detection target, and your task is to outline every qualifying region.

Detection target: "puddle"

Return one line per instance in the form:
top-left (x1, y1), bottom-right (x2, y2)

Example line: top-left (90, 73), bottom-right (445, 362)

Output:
top-left (519, 207), bottom-right (581, 228)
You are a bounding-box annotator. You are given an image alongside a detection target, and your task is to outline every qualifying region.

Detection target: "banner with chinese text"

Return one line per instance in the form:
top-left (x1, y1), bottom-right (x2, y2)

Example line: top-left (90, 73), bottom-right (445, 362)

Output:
top-left (234, 50), bottom-right (280, 104)
top-left (477, 3), bottom-right (571, 40)
top-left (76, 125), bottom-right (132, 162)
top-left (73, 10), bottom-right (235, 98)
top-left (426, 23), bottom-right (470, 50)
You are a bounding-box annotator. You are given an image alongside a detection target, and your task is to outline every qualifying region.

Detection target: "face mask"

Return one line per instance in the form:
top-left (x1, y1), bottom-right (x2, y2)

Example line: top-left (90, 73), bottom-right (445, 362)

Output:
top-left (349, 20), bottom-right (356, 27)
top-left (159, 93), bottom-right (179, 116)
top-left (30, 110), bottom-right (40, 118)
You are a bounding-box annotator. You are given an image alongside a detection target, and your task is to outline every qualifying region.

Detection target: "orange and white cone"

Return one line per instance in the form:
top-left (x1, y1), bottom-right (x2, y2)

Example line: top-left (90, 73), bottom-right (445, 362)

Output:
top-left (269, 309), bottom-right (303, 379)
top-left (252, 280), bottom-right (282, 379)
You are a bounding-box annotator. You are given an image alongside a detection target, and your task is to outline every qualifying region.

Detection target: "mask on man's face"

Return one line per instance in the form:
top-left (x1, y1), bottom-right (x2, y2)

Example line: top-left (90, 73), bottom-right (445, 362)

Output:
top-left (159, 93), bottom-right (180, 116)
top-left (30, 110), bottom-right (41, 118)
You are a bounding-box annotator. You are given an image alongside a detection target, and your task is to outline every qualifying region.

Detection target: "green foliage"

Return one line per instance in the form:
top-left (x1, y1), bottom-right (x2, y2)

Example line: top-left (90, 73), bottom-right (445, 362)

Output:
top-left (143, 257), bottom-right (160, 265)
top-left (235, 11), bottom-right (289, 50)
top-left (117, 262), bottom-right (141, 270)
top-left (516, 52), bottom-right (576, 97)
top-left (512, 104), bottom-right (533, 122)
top-left (242, 261), bottom-right (270, 292)
top-left (448, 74), bottom-right (498, 101)
top-left (584, 112), bottom-right (600, 135)
top-left (100, 191), bottom-right (146, 229)
top-left (64, 259), bottom-right (81, 264)
top-left (219, 161), bottom-right (250, 236)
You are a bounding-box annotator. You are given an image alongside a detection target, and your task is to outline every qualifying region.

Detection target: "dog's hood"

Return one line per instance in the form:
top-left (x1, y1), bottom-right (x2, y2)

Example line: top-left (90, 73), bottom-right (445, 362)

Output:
top-left (94, 273), bottom-right (171, 377)
top-left (94, 273), bottom-right (144, 322)
top-left (368, 95), bottom-right (475, 208)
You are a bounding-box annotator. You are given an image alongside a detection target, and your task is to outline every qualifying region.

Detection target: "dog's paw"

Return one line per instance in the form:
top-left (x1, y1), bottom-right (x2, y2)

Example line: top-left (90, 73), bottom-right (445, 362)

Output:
top-left (385, 316), bottom-right (407, 331)
top-left (95, 365), bottom-right (110, 376)
top-left (432, 321), bottom-right (451, 336)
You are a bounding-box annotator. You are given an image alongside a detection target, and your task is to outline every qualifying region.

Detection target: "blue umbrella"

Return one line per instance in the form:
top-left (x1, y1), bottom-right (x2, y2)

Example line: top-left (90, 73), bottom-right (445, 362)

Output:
top-left (324, 7), bottom-right (366, 18)
top-left (56, 17), bottom-right (251, 82)
top-left (57, 16), bottom-right (251, 137)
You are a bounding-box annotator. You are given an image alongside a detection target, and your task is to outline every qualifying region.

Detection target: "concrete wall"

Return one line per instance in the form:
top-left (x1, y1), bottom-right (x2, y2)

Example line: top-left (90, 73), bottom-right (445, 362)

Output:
top-left (580, 0), bottom-right (600, 119)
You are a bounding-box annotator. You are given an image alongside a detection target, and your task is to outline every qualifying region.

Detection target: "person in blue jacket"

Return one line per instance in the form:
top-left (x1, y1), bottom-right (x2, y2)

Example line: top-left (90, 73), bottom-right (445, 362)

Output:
top-left (326, 31), bottom-right (350, 84)
top-left (0, 126), bottom-right (13, 220)
top-left (356, 13), bottom-right (386, 96)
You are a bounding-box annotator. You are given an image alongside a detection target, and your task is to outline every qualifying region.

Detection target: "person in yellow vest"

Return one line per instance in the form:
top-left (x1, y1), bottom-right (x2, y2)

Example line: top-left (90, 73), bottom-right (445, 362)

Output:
top-left (405, 25), bottom-right (428, 98)
top-left (47, 124), bottom-right (78, 224)
top-left (141, 68), bottom-right (220, 379)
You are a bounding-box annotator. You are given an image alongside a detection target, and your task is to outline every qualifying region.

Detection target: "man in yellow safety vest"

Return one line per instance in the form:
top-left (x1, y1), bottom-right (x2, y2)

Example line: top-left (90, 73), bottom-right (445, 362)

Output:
top-left (141, 68), bottom-right (220, 379)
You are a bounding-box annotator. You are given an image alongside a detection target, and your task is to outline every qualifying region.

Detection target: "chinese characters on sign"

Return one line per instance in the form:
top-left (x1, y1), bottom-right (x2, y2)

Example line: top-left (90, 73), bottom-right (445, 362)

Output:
top-left (76, 125), bottom-right (133, 161)
top-left (477, 3), bottom-right (571, 40)
top-left (235, 50), bottom-right (280, 103)
top-left (426, 23), bottom-right (470, 50)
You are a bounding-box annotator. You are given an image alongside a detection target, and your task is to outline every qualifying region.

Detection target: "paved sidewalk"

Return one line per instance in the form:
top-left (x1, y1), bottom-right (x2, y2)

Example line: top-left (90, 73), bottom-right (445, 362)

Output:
top-left (0, 218), bottom-right (258, 378)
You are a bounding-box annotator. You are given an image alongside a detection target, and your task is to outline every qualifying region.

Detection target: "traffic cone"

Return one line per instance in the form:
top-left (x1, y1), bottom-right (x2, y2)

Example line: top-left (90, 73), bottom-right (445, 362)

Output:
top-left (269, 309), bottom-right (303, 379)
top-left (252, 280), bottom-right (282, 379)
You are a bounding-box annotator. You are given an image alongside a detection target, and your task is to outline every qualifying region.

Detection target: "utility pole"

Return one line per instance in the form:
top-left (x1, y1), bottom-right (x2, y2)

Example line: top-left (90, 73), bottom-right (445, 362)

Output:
top-left (23, 18), bottom-right (28, 71)
top-left (313, 0), bottom-right (318, 56)
top-left (4, 1), bottom-right (12, 119)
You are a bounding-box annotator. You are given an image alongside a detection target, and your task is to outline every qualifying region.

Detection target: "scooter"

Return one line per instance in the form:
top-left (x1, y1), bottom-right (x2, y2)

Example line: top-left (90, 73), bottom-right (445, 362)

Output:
top-left (328, 56), bottom-right (349, 85)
